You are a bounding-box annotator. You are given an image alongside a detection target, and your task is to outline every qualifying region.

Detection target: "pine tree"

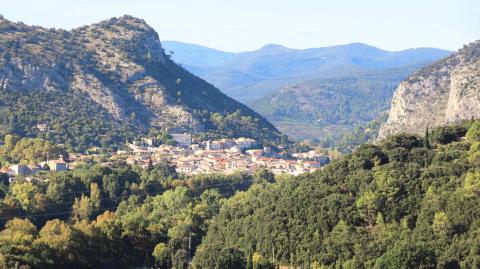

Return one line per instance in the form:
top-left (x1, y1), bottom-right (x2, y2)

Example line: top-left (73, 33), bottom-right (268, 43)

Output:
top-left (424, 126), bottom-right (430, 149)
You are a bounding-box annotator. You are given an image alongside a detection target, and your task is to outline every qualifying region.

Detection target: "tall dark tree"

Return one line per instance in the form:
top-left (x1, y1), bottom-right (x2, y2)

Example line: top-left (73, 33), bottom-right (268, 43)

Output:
top-left (424, 126), bottom-right (430, 149)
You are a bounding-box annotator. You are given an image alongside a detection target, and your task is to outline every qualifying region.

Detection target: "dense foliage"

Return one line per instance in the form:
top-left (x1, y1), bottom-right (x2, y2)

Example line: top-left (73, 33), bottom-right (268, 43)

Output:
top-left (194, 120), bottom-right (480, 269)
top-left (0, 88), bottom-right (134, 152)
top-left (0, 160), bottom-right (256, 268)
top-left (320, 113), bottom-right (388, 151)
top-left (194, 110), bottom-right (288, 146)
top-left (0, 135), bottom-right (68, 167)
top-left (0, 121), bottom-right (478, 268)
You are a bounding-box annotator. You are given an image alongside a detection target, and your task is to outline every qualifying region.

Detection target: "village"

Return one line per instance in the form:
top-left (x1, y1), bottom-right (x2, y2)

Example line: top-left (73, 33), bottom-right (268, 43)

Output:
top-left (117, 133), bottom-right (330, 176)
top-left (0, 133), bottom-right (330, 179)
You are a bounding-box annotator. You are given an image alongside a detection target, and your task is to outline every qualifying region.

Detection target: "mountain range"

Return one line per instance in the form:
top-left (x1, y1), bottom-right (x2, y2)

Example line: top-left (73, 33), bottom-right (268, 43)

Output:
top-left (163, 41), bottom-right (452, 144)
top-left (0, 16), bottom-right (282, 150)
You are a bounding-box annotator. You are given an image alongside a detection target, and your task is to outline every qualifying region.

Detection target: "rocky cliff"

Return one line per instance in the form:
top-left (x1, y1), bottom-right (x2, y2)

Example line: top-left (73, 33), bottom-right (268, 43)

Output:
top-left (0, 15), bottom-right (281, 148)
top-left (378, 40), bottom-right (480, 139)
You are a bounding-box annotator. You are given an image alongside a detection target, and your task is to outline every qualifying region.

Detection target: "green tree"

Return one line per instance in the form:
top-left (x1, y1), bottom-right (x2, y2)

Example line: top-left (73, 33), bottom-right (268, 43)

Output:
top-left (10, 182), bottom-right (43, 212)
top-left (0, 218), bottom-right (42, 268)
top-left (467, 121), bottom-right (480, 141)
top-left (153, 243), bottom-right (170, 269)
top-left (375, 239), bottom-right (436, 269)
top-left (253, 168), bottom-right (275, 184)
top-left (464, 170), bottom-right (480, 197)
top-left (71, 195), bottom-right (94, 222)
top-left (356, 190), bottom-right (378, 226)
top-left (36, 219), bottom-right (75, 267)
top-left (90, 182), bottom-right (101, 208)
top-left (424, 126), bottom-right (430, 149)
top-left (215, 248), bottom-right (246, 269)
top-left (432, 211), bottom-right (451, 238)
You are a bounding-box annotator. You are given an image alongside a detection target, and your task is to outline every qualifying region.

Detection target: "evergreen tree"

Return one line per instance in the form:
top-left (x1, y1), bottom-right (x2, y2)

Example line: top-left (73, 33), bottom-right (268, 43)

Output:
top-left (424, 126), bottom-right (430, 149)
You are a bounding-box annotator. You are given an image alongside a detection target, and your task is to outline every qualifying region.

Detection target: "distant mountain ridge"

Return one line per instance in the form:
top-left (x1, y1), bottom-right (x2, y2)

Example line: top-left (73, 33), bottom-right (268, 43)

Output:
top-left (164, 41), bottom-right (452, 144)
top-left (378, 40), bottom-right (480, 139)
top-left (0, 16), bottom-right (282, 150)
top-left (164, 41), bottom-right (451, 103)
top-left (162, 41), bottom-right (235, 67)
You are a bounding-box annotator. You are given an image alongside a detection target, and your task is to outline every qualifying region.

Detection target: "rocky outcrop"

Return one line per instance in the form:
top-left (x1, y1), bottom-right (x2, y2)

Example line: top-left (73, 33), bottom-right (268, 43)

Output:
top-left (378, 40), bottom-right (480, 139)
top-left (0, 15), bottom-right (277, 137)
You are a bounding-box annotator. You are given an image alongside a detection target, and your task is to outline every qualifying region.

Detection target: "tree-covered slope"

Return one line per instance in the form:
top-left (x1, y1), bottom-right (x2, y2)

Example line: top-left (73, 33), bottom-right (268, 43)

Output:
top-left (194, 120), bottom-right (480, 269)
top-left (1, 121), bottom-right (479, 268)
top-left (251, 67), bottom-right (414, 145)
top-left (0, 16), bottom-right (282, 150)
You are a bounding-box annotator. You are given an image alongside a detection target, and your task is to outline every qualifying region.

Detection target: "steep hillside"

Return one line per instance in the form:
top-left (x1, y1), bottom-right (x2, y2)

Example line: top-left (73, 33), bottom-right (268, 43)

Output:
top-left (378, 40), bottom-right (480, 139)
top-left (0, 16), bottom-right (281, 150)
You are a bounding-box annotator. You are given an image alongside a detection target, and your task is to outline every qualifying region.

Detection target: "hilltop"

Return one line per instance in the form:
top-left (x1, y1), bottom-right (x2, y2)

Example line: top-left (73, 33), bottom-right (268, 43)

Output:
top-left (0, 16), bottom-right (282, 150)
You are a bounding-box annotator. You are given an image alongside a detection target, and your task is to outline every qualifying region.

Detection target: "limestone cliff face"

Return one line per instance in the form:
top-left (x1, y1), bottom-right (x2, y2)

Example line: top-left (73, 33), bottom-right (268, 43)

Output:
top-left (378, 40), bottom-right (480, 139)
top-left (0, 15), bottom-right (278, 136)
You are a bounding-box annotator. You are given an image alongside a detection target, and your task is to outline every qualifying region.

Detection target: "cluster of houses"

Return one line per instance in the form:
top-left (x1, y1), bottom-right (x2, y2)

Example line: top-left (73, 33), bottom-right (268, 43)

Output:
top-left (292, 150), bottom-right (331, 163)
top-left (0, 133), bottom-right (331, 180)
top-left (0, 158), bottom-right (68, 179)
top-left (120, 134), bottom-right (330, 176)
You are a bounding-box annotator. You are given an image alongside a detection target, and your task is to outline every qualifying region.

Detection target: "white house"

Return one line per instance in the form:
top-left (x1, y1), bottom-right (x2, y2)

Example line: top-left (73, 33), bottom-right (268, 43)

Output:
top-left (171, 133), bottom-right (192, 148)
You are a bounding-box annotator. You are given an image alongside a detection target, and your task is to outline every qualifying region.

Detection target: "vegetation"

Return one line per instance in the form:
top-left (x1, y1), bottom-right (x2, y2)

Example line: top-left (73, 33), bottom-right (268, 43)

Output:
top-left (1, 15), bottom-right (475, 269)
top-left (194, 121), bottom-right (480, 269)
top-left (252, 70), bottom-right (414, 146)
top-left (0, 135), bottom-right (68, 168)
top-left (0, 88), bottom-right (134, 152)
top-left (320, 112), bottom-right (388, 151)
top-left (194, 110), bottom-right (287, 146)
top-left (0, 120), bottom-right (479, 268)
top-left (0, 160), bottom-right (256, 268)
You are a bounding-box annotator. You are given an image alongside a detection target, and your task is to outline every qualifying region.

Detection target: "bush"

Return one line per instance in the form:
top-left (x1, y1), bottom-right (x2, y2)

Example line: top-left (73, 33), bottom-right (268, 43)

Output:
top-left (381, 134), bottom-right (422, 150)
top-left (430, 125), bottom-right (467, 145)
top-left (466, 121), bottom-right (480, 141)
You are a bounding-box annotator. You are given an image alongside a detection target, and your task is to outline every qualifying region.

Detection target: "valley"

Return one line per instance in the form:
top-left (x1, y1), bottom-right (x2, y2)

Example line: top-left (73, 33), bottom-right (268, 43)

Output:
top-left (0, 2), bottom-right (479, 268)
top-left (164, 41), bottom-right (451, 146)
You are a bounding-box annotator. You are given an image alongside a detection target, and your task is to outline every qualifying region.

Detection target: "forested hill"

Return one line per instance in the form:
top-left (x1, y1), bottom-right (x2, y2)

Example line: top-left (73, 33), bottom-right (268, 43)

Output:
top-left (194, 120), bottom-right (480, 269)
top-left (1, 120), bottom-right (480, 268)
top-left (0, 16), bottom-right (282, 151)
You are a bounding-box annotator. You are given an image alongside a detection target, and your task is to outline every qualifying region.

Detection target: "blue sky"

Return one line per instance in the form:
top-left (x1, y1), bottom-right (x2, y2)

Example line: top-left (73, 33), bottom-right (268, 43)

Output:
top-left (2, 0), bottom-right (479, 52)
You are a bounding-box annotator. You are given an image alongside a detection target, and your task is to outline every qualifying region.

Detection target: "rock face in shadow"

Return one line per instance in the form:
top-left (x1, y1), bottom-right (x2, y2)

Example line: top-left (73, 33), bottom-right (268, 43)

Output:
top-left (378, 40), bottom-right (480, 139)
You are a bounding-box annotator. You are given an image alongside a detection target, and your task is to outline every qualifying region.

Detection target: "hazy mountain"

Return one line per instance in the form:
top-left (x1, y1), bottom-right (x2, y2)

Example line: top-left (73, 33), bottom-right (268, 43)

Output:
top-left (162, 40), bottom-right (235, 67)
top-left (165, 41), bottom-right (451, 145)
top-left (0, 16), bottom-right (282, 150)
top-left (165, 41), bottom-right (452, 104)
top-left (379, 40), bottom-right (480, 139)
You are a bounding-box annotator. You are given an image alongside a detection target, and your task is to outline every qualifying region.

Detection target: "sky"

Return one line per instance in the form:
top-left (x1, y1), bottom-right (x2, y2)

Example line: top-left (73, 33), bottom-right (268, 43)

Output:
top-left (1, 0), bottom-right (479, 52)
